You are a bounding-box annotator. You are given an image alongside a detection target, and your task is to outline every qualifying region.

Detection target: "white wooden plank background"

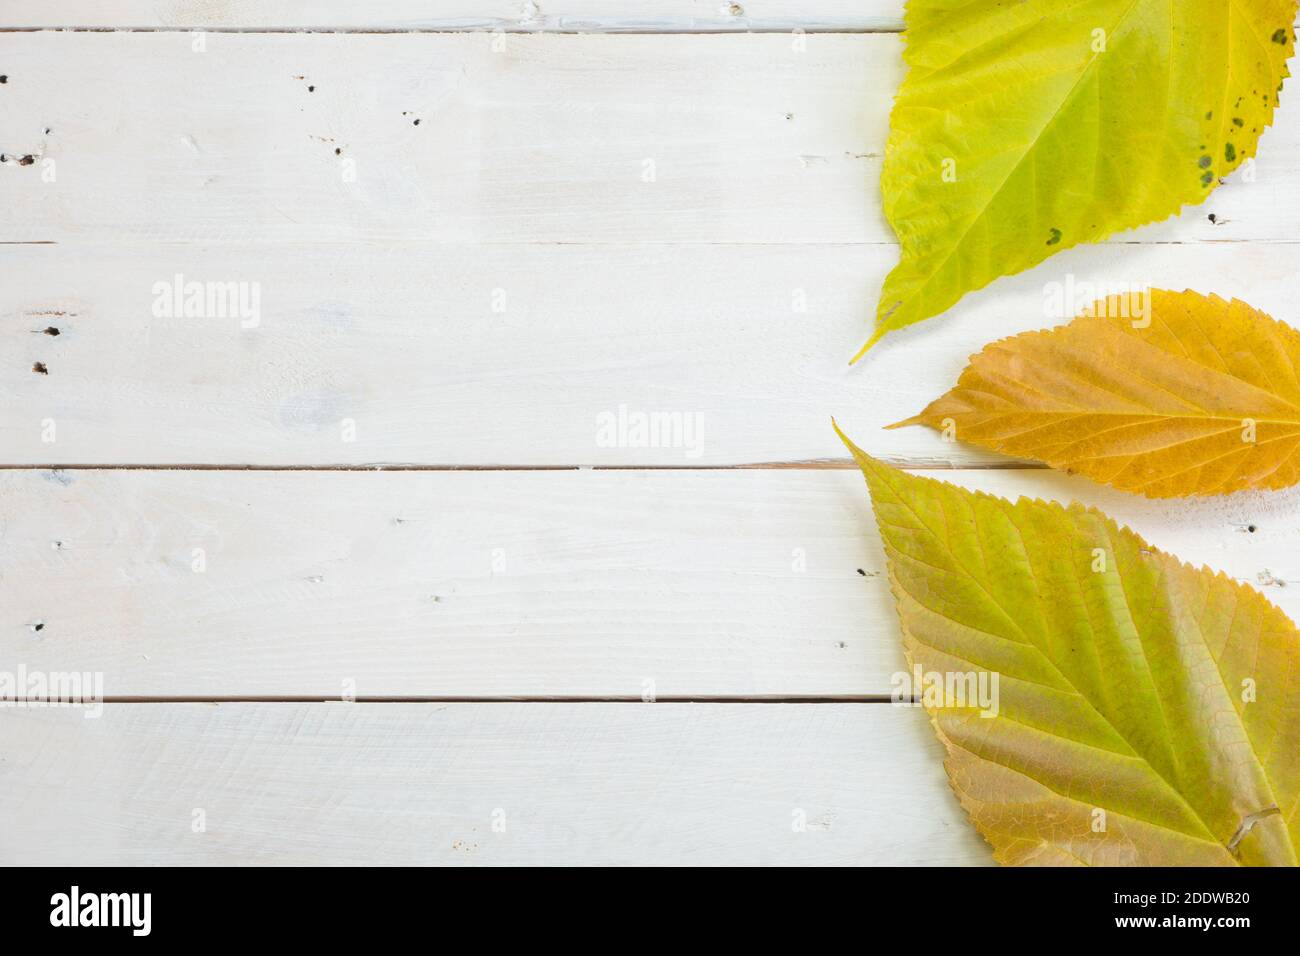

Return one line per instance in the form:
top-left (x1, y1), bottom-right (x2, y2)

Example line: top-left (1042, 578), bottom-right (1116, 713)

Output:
top-left (4, 2), bottom-right (908, 32)
top-left (0, 703), bottom-right (992, 866)
top-left (1, 33), bottom-right (1295, 246)
top-left (5, 8), bottom-right (1300, 866)
top-left (6, 242), bottom-right (1300, 465)
top-left (4, 468), bottom-right (1296, 698)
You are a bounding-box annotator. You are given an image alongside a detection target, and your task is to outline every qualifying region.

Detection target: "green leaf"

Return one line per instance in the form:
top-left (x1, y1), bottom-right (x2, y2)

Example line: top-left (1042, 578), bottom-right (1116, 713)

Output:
top-left (837, 423), bottom-right (1300, 865)
top-left (860, 0), bottom-right (1297, 359)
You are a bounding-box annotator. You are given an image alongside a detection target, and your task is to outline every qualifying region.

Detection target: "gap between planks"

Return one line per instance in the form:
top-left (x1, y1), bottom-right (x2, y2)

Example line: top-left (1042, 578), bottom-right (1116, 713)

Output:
top-left (9, 239), bottom-right (1300, 247)
top-left (0, 26), bottom-right (905, 35)
top-left (7, 12), bottom-right (1296, 35)
top-left (0, 461), bottom-right (1044, 471)
top-left (45, 695), bottom-right (906, 703)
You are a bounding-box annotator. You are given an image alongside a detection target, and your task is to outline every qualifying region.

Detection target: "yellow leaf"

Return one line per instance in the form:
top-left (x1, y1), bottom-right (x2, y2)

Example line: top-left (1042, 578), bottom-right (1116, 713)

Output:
top-left (862, 0), bottom-right (1298, 357)
top-left (837, 424), bottom-right (1300, 866)
top-left (891, 290), bottom-right (1300, 497)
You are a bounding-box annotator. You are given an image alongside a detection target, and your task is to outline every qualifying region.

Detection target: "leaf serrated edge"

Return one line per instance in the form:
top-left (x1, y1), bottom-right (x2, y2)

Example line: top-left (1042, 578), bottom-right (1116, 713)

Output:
top-left (834, 421), bottom-right (1298, 865)
top-left (885, 289), bottom-right (1300, 497)
top-left (861, 6), bottom-right (1300, 359)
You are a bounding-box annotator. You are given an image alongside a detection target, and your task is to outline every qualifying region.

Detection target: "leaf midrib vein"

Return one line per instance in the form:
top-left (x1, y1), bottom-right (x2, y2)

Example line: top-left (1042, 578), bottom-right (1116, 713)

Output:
top-left (941, 732), bottom-right (1237, 858)
top-left (889, 0), bottom-right (1146, 325)
top-left (877, 468), bottom-right (1228, 841)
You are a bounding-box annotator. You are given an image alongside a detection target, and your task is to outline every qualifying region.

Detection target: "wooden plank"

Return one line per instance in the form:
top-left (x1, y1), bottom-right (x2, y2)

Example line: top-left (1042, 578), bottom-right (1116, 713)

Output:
top-left (5, 241), bottom-right (1300, 466)
top-left (4, 467), bottom-right (1297, 698)
top-left (1, 33), bottom-right (1295, 245)
top-left (3, 1), bottom-right (908, 32)
top-left (0, 702), bottom-right (991, 865)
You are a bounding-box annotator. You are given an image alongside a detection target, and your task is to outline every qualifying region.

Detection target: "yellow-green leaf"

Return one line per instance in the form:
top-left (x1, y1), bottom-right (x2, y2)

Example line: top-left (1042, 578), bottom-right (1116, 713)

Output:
top-left (837, 425), bottom-right (1300, 866)
top-left (862, 0), bottom-right (1297, 358)
top-left (891, 290), bottom-right (1300, 497)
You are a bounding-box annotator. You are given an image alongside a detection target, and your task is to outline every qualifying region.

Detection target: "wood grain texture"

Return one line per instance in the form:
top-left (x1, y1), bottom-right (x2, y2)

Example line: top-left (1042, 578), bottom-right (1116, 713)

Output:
top-left (3, 1), bottom-right (908, 31)
top-left (5, 15), bottom-right (1300, 868)
top-left (0, 702), bottom-right (991, 865)
top-left (1, 32), bottom-right (1294, 245)
top-left (8, 242), bottom-right (1300, 466)
top-left (4, 467), bottom-right (1297, 698)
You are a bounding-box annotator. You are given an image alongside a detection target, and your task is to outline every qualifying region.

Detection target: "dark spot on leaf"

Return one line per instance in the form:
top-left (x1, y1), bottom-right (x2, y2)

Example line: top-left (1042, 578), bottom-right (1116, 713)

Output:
top-left (1201, 170), bottom-right (1214, 186)
top-left (1198, 154), bottom-right (1212, 168)
top-left (1205, 110), bottom-right (1213, 120)
top-left (1046, 227), bottom-right (1061, 246)
top-left (1226, 143), bottom-right (1236, 163)
top-left (1273, 28), bottom-right (1289, 44)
